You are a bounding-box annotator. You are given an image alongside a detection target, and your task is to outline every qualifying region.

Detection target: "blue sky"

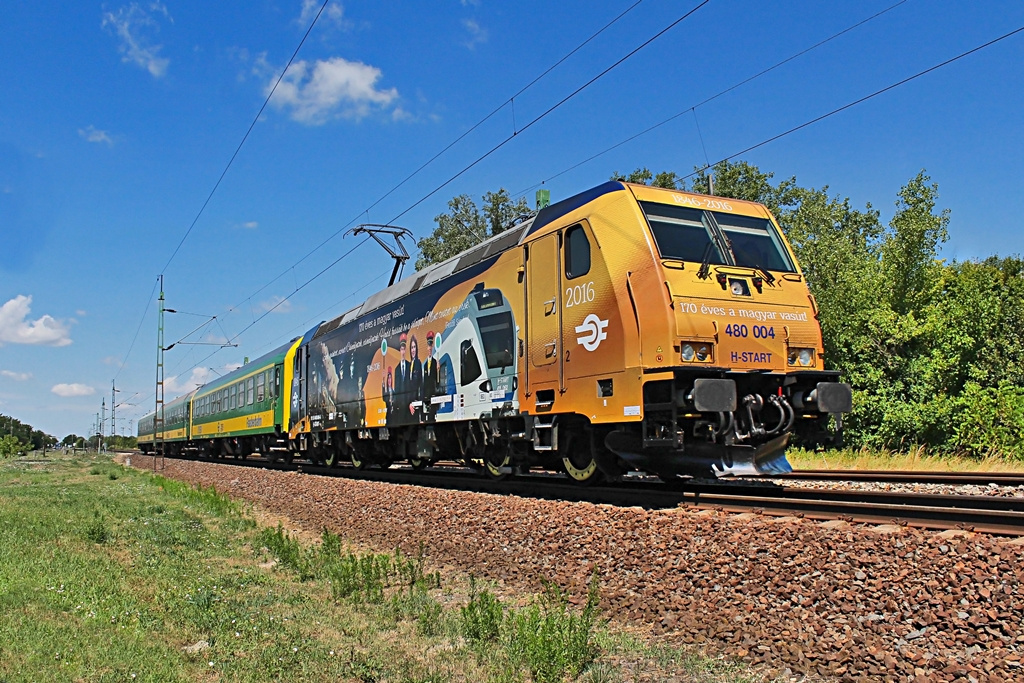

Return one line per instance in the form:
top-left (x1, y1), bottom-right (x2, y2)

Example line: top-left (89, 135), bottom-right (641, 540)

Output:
top-left (2, 0), bottom-right (1023, 439)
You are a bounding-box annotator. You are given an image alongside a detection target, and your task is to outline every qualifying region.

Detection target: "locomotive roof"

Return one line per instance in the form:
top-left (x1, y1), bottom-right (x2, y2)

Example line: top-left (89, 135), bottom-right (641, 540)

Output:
top-left (313, 213), bottom-right (539, 340)
top-left (310, 182), bottom-right (640, 341)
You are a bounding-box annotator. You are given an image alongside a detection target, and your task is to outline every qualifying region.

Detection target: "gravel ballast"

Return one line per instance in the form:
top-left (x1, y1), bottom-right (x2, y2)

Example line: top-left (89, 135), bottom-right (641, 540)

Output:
top-left (126, 455), bottom-right (1024, 682)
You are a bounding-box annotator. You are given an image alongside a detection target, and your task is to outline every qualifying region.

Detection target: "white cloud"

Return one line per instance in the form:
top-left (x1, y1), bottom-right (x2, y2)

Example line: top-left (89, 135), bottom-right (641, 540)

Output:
top-left (462, 19), bottom-right (487, 49)
top-left (258, 296), bottom-right (293, 314)
top-left (52, 383), bottom-right (95, 397)
top-left (268, 57), bottom-right (399, 124)
top-left (164, 367), bottom-right (210, 394)
top-left (0, 296), bottom-right (72, 347)
top-left (79, 126), bottom-right (113, 145)
top-left (102, 2), bottom-right (171, 78)
top-left (241, 221), bottom-right (259, 229)
top-left (102, 356), bottom-right (121, 366)
top-left (297, 0), bottom-right (348, 29)
top-left (1, 370), bottom-right (31, 381)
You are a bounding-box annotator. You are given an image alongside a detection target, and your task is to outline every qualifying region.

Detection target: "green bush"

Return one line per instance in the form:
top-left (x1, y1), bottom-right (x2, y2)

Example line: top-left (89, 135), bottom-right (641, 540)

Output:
top-left (460, 577), bottom-right (503, 643)
top-left (505, 576), bottom-right (601, 683)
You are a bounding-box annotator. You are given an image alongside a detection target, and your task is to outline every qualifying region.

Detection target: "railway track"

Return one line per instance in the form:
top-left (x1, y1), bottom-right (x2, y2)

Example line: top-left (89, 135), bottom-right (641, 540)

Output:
top-left (774, 469), bottom-right (1024, 486)
top-left (135, 453), bottom-right (1024, 536)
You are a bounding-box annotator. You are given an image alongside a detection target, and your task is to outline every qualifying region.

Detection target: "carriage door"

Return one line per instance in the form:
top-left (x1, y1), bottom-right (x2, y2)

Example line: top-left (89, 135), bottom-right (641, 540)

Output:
top-left (526, 232), bottom-right (562, 403)
top-left (291, 346), bottom-right (308, 428)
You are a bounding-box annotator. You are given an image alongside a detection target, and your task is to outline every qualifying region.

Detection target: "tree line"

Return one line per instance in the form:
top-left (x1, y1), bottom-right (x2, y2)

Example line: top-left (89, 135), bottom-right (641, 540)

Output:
top-left (0, 413), bottom-right (56, 458)
top-left (417, 161), bottom-right (1024, 459)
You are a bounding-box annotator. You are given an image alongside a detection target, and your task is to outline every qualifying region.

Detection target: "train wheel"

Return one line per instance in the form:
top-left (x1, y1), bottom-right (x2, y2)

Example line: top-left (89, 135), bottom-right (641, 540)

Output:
top-left (324, 447), bottom-right (339, 468)
top-left (409, 457), bottom-right (428, 470)
top-left (484, 449), bottom-right (512, 480)
top-left (350, 450), bottom-right (367, 470)
top-left (562, 450), bottom-right (603, 486)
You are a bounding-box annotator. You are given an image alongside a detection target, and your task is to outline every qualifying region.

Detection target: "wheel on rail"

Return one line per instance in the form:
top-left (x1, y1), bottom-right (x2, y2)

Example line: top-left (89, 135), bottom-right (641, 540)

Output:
top-left (350, 450), bottom-right (368, 470)
top-left (323, 447), bottom-right (339, 468)
top-left (484, 448), bottom-right (513, 480)
top-left (562, 449), bottom-right (603, 486)
top-left (408, 457), bottom-right (428, 471)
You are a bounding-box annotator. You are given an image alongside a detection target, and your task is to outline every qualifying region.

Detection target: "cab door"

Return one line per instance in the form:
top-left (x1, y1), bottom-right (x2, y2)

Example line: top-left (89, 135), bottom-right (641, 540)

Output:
top-left (525, 232), bottom-right (562, 401)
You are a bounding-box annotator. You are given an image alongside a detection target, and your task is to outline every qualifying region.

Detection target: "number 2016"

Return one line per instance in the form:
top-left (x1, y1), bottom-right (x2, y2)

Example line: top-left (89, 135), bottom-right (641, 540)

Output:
top-left (565, 281), bottom-right (595, 308)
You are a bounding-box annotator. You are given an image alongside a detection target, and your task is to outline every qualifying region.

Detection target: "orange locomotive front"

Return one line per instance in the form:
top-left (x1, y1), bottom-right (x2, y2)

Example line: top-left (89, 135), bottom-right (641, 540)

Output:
top-left (512, 181), bottom-right (850, 478)
top-left (287, 180), bottom-right (850, 480)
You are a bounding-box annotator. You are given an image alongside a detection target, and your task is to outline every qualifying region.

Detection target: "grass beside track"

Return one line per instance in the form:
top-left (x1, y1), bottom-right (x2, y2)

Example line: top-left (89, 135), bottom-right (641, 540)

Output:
top-left (0, 452), bottom-right (767, 683)
top-left (787, 445), bottom-right (1024, 473)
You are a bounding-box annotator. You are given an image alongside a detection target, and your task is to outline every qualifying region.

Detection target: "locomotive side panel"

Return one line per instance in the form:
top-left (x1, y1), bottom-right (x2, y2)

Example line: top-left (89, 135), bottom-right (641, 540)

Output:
top-left (299, 252), bottom-right (526, 436)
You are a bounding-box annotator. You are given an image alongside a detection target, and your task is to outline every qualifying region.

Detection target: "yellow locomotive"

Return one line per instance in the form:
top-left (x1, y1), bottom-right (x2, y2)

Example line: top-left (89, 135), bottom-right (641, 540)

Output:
top-left (142, 180), bottom-right (850, 479)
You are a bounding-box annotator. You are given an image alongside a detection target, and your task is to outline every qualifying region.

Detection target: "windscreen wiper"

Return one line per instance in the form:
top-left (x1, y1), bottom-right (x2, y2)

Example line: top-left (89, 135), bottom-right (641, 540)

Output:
top-left (753, 263), bottom-right (776, 286)
top-left (696, 241), bottom-right (714, 280)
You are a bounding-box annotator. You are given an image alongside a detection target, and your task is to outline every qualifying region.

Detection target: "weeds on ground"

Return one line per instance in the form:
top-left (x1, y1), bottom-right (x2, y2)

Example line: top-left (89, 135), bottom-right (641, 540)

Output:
top-left (1, 452), bottom-right (766, 682)
top-left (787, 444), bottom-right (1024, 472)
top-left (260, 527), bottom-right (602, 682)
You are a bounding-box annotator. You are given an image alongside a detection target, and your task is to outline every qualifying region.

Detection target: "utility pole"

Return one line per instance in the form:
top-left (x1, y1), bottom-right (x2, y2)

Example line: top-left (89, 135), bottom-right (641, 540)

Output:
top-left (111, 381), bottom-right (120, 448)
top-left (155, 274), bottom-right (166, 470)
top-left (94, 413), bottom-right (100, 452)
top-left (100, 398), bottom-right (106, 452)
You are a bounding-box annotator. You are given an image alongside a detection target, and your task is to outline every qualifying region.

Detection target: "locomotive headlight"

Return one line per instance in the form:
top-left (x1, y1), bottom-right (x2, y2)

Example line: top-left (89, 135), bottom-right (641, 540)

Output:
top-left (788, 348), bottom-right (815, 367)
top-left (680, 342), bottom-right (712, 362)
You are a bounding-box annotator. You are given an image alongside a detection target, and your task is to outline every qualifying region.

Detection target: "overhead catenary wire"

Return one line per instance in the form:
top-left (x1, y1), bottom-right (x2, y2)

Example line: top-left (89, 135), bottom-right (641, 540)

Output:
top-left (680, 23), bottom-right (1024, 182)
top-left (160, 0), bottom-right (333, 274)
top-left (514, 0), bottom-right (910, 196)
top-left (141, 0), bottom-right (712, 400)
top-left (112, 276), bottom-right (160, 383)
top-left (387, 0), bottom-right (711, 225)
top-left (222, 0), bottom-right (652, 315)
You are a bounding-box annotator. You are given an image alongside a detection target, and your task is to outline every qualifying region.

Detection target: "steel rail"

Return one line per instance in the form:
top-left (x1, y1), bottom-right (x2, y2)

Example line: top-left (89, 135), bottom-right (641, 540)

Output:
top-left (773, 469), bottom-right (1024, 487)
top-left (132, 452), bottom-right (1024, 536)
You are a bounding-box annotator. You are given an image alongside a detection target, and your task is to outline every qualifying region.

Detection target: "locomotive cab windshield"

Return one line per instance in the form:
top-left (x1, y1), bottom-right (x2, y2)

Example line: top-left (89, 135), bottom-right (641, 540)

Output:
top-left (640, 201), bottom-right (795, 273)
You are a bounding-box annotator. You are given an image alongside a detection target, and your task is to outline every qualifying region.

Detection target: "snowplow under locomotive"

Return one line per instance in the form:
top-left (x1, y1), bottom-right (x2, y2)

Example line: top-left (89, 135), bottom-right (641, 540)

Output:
top-left (140, 181), bottom-right (850, 480)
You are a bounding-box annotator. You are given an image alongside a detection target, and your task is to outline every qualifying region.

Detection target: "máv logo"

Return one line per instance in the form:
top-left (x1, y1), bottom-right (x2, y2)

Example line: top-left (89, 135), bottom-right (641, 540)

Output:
top-left (575, 314), bottom-right (608, 352)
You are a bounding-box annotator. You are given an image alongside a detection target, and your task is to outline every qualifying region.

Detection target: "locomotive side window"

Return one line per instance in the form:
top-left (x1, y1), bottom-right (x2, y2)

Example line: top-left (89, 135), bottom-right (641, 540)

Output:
top-left (460, 340), bottom-right (482, 385)
top-left (564, 224), bottom-right (590, 279)
top-left (711, 212), bottom-right (795, 273)
top-left (640, 202), bottom-right (725, 264)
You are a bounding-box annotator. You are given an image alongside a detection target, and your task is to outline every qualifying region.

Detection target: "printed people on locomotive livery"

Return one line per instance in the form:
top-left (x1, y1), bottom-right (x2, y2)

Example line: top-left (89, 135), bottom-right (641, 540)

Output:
top-left (356, 376), bottom-right (366, 428)
top-left (317, 341), bottom-right (340, 415)
top-left (383, 366), bottom-right (396, 426)
top-left (408, 334), bottom-right (423, 419)
top-left (421, 330), bottom-right (440, 422)
top-left (394, 333), bottom-right (411, 421)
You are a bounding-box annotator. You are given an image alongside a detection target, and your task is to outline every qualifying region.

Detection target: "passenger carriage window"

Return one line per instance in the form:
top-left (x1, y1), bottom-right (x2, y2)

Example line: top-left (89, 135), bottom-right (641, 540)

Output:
top-left (460, 340), bottom-right (482, 385)
top-left (230, 385), bottom-right (237, 410)
top-left (564, 224), bottom-right (591, 279)
top-left (257, 373), bottom-right (266, 402)
top-left (247, 377), bottom-right (255, 405)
